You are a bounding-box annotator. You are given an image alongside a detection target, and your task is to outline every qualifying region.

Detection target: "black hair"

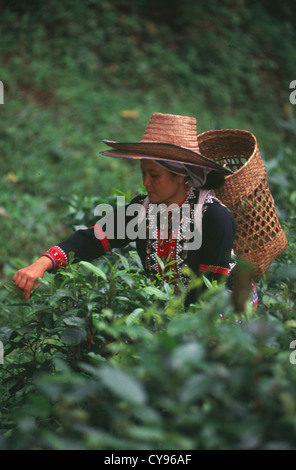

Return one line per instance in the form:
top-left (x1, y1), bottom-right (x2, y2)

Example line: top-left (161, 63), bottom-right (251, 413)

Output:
top-left (202, 171), bottom-right (225, 189)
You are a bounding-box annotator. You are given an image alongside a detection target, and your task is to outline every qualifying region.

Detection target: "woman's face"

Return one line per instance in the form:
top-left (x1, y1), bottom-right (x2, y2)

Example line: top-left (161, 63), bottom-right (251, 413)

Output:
top-left (140, 160), bottom-right (187, 206)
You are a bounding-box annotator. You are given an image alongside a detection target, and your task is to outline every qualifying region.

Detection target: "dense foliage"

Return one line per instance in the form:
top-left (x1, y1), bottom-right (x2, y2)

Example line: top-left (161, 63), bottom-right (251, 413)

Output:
top-left (1, 0), bottom-right (296, 450)
top-left (1, 240), bottom-right (296, 450)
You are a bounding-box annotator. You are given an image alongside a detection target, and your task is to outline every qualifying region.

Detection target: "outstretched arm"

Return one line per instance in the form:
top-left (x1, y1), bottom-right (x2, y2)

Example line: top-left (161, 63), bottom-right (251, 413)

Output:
top-left (12, 195), bottom-right (145, 300)
top-left (12, 256), bottom-right (53, 301)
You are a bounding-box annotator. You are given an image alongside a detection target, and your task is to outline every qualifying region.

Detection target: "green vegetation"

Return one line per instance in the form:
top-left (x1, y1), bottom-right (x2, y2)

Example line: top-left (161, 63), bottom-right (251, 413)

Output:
top-left (1, 0), bottom-right (296, 450)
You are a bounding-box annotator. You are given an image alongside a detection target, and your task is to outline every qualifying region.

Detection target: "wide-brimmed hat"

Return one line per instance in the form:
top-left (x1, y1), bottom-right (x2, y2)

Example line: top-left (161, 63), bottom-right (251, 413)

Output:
top-left (100, 112), bottom-right (233, 175)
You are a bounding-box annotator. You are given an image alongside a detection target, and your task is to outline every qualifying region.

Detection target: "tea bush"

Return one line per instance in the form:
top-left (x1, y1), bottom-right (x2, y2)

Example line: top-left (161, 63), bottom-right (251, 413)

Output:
top-left (1, 0), bottom-right (296, 451)
top-left (1, 204), bottom-right (296, 450)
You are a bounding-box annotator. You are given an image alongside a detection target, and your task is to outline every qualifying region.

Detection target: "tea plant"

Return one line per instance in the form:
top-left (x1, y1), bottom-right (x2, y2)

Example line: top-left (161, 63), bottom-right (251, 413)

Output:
top-left (1, 243), bottom-right (296, 450)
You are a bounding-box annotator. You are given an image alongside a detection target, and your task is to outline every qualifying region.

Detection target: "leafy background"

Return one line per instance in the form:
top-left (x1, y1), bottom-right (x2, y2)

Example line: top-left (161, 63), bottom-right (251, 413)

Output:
top-left (0, 0), bottom-right (296, 450)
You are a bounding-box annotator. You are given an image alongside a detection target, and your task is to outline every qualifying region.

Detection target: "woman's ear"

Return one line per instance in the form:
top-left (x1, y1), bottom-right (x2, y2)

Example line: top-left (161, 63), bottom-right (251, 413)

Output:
top-left (177, 175), bottom-right (186, 185)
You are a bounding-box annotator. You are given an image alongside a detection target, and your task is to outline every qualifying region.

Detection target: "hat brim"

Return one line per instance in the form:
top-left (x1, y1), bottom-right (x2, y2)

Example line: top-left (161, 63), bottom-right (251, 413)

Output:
top-left (100, 140), bottom-right (233, 175)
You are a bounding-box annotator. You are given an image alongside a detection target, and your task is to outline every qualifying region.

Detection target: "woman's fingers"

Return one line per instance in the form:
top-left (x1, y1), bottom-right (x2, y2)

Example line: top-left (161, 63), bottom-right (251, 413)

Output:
top-left (14, 271), bottom-right (31, 290)
top-left (23, 288), bottom-right (33, 301)
top-left (13, 268), bottom-right (42, 299)
top-left (12, 257), bottom-right (53, 300)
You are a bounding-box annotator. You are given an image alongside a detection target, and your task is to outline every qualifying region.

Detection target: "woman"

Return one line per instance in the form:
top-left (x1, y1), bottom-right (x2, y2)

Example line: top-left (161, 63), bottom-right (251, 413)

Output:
top-left (12, 113), bottom-right (238, 306)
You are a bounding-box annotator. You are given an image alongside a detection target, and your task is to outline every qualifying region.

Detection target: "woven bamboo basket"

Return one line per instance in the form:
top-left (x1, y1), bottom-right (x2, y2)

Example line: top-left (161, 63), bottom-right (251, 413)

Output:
top-left (197, 129), bottom-right (288, 278)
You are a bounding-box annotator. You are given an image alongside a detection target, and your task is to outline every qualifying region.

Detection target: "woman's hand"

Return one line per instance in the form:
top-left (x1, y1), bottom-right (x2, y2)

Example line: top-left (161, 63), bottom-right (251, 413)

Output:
top-left (12, 256), bottom-right (53, 300)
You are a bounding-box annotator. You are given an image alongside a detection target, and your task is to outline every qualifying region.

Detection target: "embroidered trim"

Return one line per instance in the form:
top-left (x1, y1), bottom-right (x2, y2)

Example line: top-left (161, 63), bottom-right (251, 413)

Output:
top-left (143, 188), bottom-right (232, 289)
top-left (251, 280), bottom-right (258, 309)
top-left (145, 189), bottom-right (197, 288)
top-left (94, 223), bottom-right (111, 253)
top-left (199, 264), bottom-right (230, 276)
top-left (43, 245), bottom-right (68, 270)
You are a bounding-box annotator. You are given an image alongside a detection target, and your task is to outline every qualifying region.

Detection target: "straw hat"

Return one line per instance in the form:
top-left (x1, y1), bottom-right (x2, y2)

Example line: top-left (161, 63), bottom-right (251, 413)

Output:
top-left (100, 114), bottom-right (287, 277)
top-left (196, 129), bottom-right (288, 278)
top-left (100, 112), bottom-right (232, 175)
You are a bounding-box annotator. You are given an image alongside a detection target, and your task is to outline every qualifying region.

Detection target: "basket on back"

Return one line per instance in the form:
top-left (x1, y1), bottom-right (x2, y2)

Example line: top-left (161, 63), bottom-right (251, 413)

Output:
top-left (197, 129), bottom-right (288, 278)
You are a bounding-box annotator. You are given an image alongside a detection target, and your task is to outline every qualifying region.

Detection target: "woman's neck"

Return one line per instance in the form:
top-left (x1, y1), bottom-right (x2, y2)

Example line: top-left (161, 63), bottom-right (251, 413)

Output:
top-left (161, 185), bottom-right (191, 208)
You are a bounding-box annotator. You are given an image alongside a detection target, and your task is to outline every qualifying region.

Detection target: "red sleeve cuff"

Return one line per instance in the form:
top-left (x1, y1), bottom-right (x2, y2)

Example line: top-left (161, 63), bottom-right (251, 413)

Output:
top-left (43, 245), bottom-right (68, 271)
top-left (199, 264), bottom-right (230, 276)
